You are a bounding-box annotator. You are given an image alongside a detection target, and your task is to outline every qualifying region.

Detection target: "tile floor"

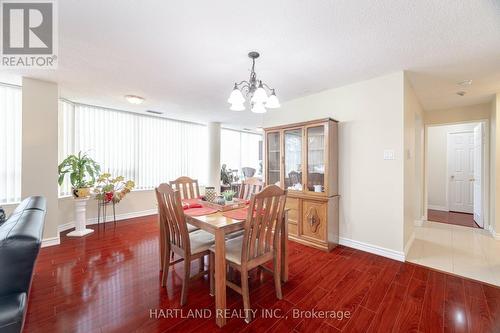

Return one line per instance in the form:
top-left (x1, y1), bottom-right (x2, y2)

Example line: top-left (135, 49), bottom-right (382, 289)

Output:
top-left (407, 220), bottom-right (500, 286)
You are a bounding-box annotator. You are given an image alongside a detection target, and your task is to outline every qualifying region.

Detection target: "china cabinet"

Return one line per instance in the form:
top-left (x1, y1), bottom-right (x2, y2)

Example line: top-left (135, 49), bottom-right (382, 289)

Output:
top-left (264, 118), bottom-right (339, 251)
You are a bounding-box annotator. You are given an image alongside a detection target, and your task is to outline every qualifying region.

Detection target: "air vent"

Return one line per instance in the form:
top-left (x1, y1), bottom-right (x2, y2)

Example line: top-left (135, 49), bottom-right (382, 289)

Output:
top-left (146, 110), bottom-right (163, 115)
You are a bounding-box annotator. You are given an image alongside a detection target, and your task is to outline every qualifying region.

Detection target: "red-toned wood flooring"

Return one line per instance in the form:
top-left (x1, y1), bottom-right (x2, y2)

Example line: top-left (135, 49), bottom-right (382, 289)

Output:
top-left (428, 209), bottom-right (480, 228)
top-left (24, 215), bottom-right (500, 332)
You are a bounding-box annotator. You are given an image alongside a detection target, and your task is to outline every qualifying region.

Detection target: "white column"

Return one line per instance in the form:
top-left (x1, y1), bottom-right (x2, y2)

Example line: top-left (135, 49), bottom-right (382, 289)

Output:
top-left (67, 198), bottom-right (94, 236)
top-left (207, 122), bottom-right (221, 193)
top-left (22, 78), bottom-right (59, 242)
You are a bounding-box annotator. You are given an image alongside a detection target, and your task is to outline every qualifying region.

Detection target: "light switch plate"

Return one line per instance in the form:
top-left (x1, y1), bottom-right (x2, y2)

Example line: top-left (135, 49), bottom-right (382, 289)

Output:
top-left (383, 149), bottom-right (395, 160)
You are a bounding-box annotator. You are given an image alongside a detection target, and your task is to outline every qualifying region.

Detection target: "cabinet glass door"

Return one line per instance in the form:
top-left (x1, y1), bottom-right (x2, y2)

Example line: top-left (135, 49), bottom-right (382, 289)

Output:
top-left (284, 128), bottom-right (303, 191)
top-left (266, 132), bottom-right (281, 186)
top-left (307, 126), bottom-right (326, 193)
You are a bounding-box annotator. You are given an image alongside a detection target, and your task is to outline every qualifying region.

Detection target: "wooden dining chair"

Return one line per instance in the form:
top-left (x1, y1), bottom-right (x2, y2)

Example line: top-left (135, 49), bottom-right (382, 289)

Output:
top-left (238, 177), bottom-right (264, 200)
top-left (169, 176), bottom-right (200, 200)
top-left (241, 167), bottom-right (256, 179)
top-left (155, 184), bottom-right (214, 306)
top-left (209, 185), bottom-right (287, 323)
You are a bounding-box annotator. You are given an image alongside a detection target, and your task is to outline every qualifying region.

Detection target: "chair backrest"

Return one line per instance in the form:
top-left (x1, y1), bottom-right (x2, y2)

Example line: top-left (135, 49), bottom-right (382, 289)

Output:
top-left (155, 184), bottom-right (190, 254)
top-left (169, 176), bottom-right (200, 200)
top-left (238, 177), bottom-right (264, 200)
top-left (288, 171), bottom-right (301, 185)
top-left (242, 167), bottom-right (256, 178)
top-left (242, 185), bottom-right (287, 264)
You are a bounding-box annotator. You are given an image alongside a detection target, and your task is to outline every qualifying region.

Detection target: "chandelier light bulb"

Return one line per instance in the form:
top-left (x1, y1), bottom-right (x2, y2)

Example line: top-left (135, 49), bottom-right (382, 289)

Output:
top-left (251, 102), bottom-right (267, 114)
top-left (251, 82), bottom-right (268, 104)
top-left (230, 102), bottom-right (245, 111)
top-left (266, 90), bottom-right (281, 109)
top-left (227, 85), bottom-right (245, 104)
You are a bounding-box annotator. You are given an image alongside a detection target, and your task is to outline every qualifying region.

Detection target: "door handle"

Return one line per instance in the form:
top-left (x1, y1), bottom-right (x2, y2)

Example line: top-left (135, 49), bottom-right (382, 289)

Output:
top-left (450, 175), bottom-right (455, 179)
top-left (469, 178), bottom-right (475, 182)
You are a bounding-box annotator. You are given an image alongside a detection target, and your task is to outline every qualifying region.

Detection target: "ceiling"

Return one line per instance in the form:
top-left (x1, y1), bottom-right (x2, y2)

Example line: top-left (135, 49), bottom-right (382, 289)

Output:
top-left (4, 0), bottom-right (500, 128)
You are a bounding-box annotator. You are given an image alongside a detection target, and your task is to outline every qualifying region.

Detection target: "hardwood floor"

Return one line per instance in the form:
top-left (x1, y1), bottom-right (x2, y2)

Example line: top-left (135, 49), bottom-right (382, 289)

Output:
top-left (24, 215), bottom-right (500, 332)
top-left (427, 209), bottom-right (479, 228)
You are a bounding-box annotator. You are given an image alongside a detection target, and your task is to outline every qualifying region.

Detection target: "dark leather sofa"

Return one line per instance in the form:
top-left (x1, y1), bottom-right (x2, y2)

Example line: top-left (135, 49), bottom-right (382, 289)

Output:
top-left (0, 197), bottom-right (46, 333)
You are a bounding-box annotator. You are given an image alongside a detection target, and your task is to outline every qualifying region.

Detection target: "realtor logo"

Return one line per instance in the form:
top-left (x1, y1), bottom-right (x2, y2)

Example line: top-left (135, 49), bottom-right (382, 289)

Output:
top-left (1, 0), bottom-right (57, 68)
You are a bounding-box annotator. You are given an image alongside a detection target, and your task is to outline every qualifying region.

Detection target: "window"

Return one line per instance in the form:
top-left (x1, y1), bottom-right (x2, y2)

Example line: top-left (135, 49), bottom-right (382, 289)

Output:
top-left (220, 129), bottom-right (262, 177)
top-left (0, 84), bottom-right (22, 204)
top-left (58, 101), bottom-right (207, 196)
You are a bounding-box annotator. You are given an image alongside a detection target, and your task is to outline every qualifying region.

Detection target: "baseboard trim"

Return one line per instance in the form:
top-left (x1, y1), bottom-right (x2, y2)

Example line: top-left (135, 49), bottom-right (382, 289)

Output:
top-left (41, 236), bottom-right (60, 247)
top-left (339, 237), bottom-right (405, 262)
top-left (427, 205), bottom-right (448, 212)
top-left (404, 231), bottom-right (415, 256)
top-left (58, 209), bottom-right (158, 234)
top-left (414, 218), bottom-right (424, 227)
top-left (488, 225), bottom-right (500, 240)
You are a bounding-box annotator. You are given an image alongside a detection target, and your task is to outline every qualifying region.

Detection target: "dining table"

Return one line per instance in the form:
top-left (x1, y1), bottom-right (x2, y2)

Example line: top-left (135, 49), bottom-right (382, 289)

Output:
top-left (159, 203), bottom-right (289, 328)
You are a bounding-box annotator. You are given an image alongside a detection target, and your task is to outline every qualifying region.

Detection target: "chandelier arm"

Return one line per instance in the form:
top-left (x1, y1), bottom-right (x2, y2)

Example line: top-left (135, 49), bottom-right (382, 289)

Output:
top-left (235, 80), bottom-right (250, 88)
top-left (261, 82), bottom-right (275, 92)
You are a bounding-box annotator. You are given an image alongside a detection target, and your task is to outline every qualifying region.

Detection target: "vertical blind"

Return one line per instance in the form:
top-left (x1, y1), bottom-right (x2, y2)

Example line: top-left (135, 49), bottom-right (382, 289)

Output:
top-left (58, 101), bottom-right (208, 196)
top-left (0, 84), bottom-right (22, 204)
top-left (220, 129), bottom-right (262, 176)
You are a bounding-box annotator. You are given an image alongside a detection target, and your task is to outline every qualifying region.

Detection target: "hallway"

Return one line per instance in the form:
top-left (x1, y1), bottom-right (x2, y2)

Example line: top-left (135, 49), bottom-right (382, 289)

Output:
top-left (427, 209), bottom-right (480, 229)
top-left (407, 221), bottom-right (500, 286)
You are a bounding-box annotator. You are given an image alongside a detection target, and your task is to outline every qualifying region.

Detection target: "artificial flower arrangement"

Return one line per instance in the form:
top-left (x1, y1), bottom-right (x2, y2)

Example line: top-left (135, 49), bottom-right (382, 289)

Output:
top-left (94, 173), bottom-right (135, 203)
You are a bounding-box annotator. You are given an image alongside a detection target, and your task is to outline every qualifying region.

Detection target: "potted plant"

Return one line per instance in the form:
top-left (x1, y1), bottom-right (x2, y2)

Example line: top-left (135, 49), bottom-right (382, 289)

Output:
top-left (58, 151), bottom-right (101, 198)
top-left (222, 190), bottom-right (236, 203)
top-left (94, 173), bottom-right (135, 204)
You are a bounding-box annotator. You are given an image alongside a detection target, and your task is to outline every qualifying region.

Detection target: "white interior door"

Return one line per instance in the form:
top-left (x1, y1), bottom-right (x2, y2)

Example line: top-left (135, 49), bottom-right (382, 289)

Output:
top-left (448, 131), bottom-right (474, 213)
top-left (473, 124), bottom-right (483, 227)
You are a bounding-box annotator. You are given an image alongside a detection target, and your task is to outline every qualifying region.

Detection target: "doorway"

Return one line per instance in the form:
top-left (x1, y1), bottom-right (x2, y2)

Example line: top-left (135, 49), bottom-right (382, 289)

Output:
top-left (425, 121), bottom-right (488, 229)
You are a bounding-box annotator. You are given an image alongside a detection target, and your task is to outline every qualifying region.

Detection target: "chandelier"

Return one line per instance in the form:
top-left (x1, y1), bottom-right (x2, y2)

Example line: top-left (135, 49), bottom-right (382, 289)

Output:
top-left (227, 51), bottom-right (280, 113)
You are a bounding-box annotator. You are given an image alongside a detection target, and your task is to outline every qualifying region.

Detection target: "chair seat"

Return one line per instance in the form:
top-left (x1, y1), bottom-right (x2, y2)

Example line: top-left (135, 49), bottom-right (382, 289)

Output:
top-left (189, 230), bottom-right (215, 254)
top-left (187, 223), bottom-right (199, 233)
top-left (210, 235), bottom-right (244, 265)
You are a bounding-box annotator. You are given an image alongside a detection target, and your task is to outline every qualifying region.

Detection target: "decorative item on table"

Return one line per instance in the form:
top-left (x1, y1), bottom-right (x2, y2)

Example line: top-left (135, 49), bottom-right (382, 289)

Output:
top-left (213, 196), bottom-right (226, 206)
top-left (222, 190), bottom-right (236, 203)
top-left (205, 187), bottom-right (216, 202)
top-left (58, 151), bottom-right (101, 198)
top-left (94, 173), bottom-right (135, 204)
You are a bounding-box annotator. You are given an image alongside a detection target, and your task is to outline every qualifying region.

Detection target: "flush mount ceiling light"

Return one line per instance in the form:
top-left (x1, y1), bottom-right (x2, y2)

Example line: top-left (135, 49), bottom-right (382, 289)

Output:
top-left (227, 51), bottom-right (280, 113)
top-left (457, 79), bottom-right (472, 87)
top-left (125, 95), bottom-right (145, 105)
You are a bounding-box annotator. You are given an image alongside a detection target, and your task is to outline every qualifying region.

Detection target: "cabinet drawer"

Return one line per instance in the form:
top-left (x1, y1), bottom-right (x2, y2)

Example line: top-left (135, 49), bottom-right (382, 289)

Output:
top-left (301, 200), bottom-right (327, 242)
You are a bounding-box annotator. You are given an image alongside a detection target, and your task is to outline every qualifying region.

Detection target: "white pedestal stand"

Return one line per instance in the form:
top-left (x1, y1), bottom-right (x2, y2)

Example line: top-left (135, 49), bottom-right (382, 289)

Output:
top-left (67, 198), bottom-right (94, 237)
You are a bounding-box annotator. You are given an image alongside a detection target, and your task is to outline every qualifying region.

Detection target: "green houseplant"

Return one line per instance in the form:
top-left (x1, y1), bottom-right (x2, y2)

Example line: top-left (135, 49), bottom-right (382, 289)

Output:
top-left (222, 190), bottom-right (236, 202)
top-left (58, 151), bottom-right (101, 198)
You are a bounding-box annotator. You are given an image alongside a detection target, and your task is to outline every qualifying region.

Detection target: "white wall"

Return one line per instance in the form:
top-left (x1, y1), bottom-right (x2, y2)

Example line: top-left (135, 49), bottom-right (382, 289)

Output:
top-left (425, 103), bottom-right (492, 125)
top-left (403, 76), bottom-right (424, 252)
top-left (493, 94), bottom-right (499, 235)
top-left (427, 123), bottom-right (478, 210)
top-left (264, 72), bottom-right (405, 255)
top-left (58, 190), bottom-right (157, 229)
top-left (22, 78), bottom-right (59, 241)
